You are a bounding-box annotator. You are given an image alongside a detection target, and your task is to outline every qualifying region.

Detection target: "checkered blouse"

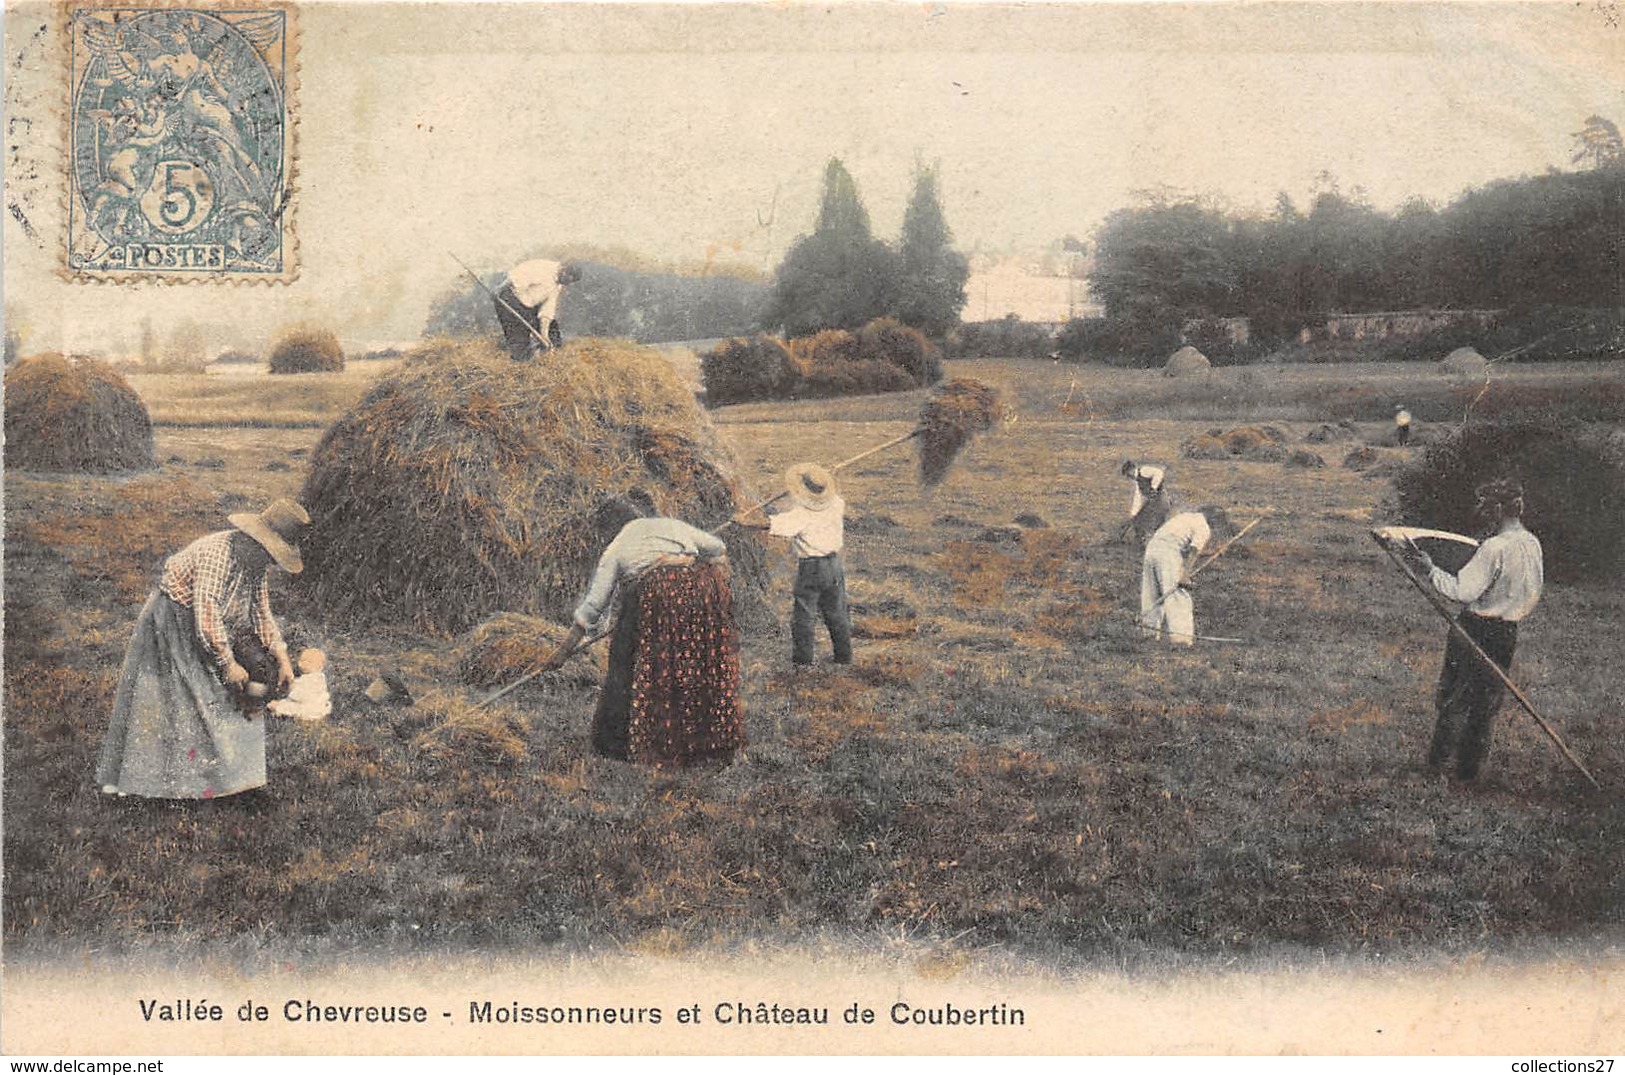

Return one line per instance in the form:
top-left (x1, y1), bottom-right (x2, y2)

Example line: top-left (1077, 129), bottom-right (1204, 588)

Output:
top-left (159, 530), bottom-right (286, 672)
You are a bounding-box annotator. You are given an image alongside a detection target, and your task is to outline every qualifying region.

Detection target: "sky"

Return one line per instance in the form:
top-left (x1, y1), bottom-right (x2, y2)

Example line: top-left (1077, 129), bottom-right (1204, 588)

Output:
top-left (5, 1), bottom-right (1624, 354)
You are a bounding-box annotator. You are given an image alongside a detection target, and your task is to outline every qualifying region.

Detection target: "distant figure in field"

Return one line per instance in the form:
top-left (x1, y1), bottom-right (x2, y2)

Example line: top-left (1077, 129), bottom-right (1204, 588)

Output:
top-left (96, 499), bottom-right (308, 800)
top-left (494, 259), bottom-right (581, 361)
top-left (1398, 478), bottom-right (1543, 781)
top-left (1139, 507), bottom-right (1210, 646)
top-left (1394, 404), bottom-right (1413, 446)
top-left (1121, 460), bottom-right (1170, 546)
top-left (736, 463), bottom-right (852, 669)
top-left (540, 492), bottom-right (743, 767)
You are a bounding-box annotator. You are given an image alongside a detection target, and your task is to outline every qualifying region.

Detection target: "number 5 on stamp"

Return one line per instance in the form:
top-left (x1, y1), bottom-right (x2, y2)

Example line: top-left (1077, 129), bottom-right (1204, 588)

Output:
top-left (67, 5), bottom-right (295, 280)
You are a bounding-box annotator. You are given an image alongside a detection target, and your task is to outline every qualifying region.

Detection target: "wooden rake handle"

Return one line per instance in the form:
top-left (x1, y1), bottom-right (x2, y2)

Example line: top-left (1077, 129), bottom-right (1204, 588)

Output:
top-left (716, 426), bottom-right (923, 533)
top-left (450, 252), bottom-right (553, 352)
top-left (1370, 532), bottom-right (1601, 791)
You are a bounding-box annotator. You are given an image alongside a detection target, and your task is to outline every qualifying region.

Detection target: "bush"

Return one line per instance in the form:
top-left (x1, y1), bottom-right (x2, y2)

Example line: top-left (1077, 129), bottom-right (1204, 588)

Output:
top-left (1391, 417), bottom-right (1625, 582)
top-left (1054, 317), bottom-right (1181, 366)
top-left (214, 349), bottom-right (259, 365)
top-left (855, 318), bottom-right (942, 385)
top-left (948, 315), bottom-right (1055, 360)
top-left (701, 335), bottom-right (795, 405)
top-left (268, 327), bottom-right (345, 374)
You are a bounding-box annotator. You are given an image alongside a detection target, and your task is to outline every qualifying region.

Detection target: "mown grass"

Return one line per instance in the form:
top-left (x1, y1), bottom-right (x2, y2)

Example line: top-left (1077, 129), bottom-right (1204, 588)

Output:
top-left (4, 361), bottom-right (1622, 967)
top-left (127, 364), bottom-right (394, 427)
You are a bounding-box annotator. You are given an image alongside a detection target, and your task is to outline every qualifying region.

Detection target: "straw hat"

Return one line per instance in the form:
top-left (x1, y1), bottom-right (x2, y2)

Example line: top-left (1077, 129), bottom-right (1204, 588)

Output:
top-left (785, 462), bottom-right (837, 510)
top-left (229, 498), bottom-right (310, 574)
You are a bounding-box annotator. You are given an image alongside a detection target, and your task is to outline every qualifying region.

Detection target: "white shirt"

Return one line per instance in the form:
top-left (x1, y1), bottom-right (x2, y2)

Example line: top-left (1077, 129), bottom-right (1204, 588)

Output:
top-left (507, 259), bottom-right (565, 320)
top-left (1429, 523), bottom-right (1543, 622)
top-left (1147, 511), bottom-right (1210, 556)
top-left (1395, 410), bottom-right (1413, 427)
top-left (573, 517), bottom-right (728, 634)
top-left (268, 671), bottom-right (330, 722)
top-left (768, 496), bottom-right (845, 559)
top-left (1129, 464), bottom-right (1166, 518)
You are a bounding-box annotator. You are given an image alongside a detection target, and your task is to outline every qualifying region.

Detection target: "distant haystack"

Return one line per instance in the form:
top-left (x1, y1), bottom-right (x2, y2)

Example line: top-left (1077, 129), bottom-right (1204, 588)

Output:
top-left (1440, 346), bottom-right (1488, 375)
top-left (269, 327), bottom-right (345, 374)
top-left (3, 353), bottom-right (154, 473)
top-left (297, 338), bottom-right (771, 634)
top-left (1163, 346), bottom-right (1210, 377)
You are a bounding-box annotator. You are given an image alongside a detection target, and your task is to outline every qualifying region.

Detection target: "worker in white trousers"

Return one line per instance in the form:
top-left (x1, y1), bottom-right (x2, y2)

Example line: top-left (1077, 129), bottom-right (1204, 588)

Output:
top-left (1139, 509), bottom-right (1211, 646)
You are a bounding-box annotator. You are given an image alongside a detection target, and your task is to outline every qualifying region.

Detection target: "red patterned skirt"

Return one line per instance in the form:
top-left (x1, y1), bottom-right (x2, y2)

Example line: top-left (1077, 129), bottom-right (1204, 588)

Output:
top-left (591, 561), bottom-right (744, 766)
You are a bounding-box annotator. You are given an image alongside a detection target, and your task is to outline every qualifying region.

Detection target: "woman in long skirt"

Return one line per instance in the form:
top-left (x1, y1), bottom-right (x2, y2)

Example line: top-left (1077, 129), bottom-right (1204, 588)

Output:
top-left (542, 496), bottom-right (743, 767)
top-left (96, 499), bottom-right (309, 799)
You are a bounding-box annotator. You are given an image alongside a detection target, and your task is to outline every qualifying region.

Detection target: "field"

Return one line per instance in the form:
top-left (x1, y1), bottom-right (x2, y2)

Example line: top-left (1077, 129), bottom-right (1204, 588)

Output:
top-left (4, 357), bottom-right (1623, 969)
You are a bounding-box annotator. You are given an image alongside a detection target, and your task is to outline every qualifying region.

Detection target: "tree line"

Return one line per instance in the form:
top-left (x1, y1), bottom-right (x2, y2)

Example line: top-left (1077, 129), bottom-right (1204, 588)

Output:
top-left (1088, 157), bottom-right (1624, 355)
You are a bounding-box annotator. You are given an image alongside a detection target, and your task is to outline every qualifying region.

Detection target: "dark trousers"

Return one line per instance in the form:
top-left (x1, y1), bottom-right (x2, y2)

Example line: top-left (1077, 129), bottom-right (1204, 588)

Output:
top-left (1428, 611), bottom-right (1518, 780)
top-left (792, 553), bottom-right (852, 666)
top-left (493, 283), bottom-right (561, 361)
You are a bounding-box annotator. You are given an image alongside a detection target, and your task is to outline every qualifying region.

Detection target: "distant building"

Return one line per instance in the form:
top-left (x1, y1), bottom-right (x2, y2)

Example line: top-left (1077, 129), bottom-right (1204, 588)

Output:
top-left (1322, 309), bottom-right (1500, 341)
top-left (1181, 316), bottom-right (1251, 346)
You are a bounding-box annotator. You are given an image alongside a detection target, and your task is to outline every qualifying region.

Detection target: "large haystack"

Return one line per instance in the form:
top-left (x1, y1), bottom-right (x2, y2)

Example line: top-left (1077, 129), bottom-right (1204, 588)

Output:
top-left (297, 338), bottom-right (772, 633)
top-left (3, 353), bottom-right (154, 473)
top-left (1440, 346), bottom-right (1488, 375)
top-left (1164, 346), bottom-right (1210, 377)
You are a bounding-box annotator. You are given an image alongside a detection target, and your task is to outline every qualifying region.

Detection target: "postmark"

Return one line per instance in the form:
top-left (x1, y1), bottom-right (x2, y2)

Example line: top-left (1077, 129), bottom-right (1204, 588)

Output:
top-left (66, 5), bottom-right (294, 280)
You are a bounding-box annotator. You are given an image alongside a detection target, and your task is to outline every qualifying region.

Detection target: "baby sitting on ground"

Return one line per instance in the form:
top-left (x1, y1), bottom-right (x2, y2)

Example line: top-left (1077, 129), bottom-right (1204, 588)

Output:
top-left (267, 647), bottom-right (331, 722)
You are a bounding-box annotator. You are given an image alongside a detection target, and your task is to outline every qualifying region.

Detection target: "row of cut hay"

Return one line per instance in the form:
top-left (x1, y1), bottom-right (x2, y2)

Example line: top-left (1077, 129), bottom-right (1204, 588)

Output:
top-left (457, 612), bottom-right (604, 690)
top-left (296, 337), bottom-right (772, 635)
top-left (701, 318), bottom-right (942, 405)
top-left (3, 353), bottom-right (154, 473)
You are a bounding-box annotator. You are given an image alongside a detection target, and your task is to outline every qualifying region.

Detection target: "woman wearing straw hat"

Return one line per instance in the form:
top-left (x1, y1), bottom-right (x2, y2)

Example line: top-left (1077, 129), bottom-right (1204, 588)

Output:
top-left (540, 493), bottom-right (743, 767)
top-left (96, 499), bottom-right (309, 800)
top-left (736, 463), bottom-right (852, 668)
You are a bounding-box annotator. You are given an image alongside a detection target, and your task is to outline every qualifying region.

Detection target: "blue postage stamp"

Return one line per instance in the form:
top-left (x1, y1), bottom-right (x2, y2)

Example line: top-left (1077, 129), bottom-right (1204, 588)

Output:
top-left (67, 6), bottom-right (293, 279)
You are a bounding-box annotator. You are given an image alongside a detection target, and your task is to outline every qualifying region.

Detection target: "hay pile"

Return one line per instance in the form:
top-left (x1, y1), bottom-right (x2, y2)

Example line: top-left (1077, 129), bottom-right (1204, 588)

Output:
top-left (1440, 346), bottom-right (1488, 375)
top-left (298, 338), bottom-right (772, 633)
top-left (1180, 425), bottom-right (1288, 462)
top-left (1163, 346), bottom-right (1210, 377)
top-left (918, 378), bottom-right (1002, 486)
top-left (457, 612), bottom-right (603, 689)
top-left (269, 327), bottom-right (345, 374)
top-left (1392, 418), bottom-right (1625, 582)
top-left (1304, 421), bottom-right (1359, 444)
top-left (410, 692), bottom-right (529, 771)
top-left (3, 354), bottom-right (154, 473)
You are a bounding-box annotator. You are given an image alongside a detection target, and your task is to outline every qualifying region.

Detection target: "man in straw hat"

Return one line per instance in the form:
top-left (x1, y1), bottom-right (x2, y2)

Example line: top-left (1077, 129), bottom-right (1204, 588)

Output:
top-left (96, 498), bottom-right (310, 800)
top-left (1397, 477), bottom-right (1543, 781)
top-left (1394, 404), bottom-right (1413, 446)
top-left (494, 258), bottom-right (582, 361)
top-left (539, 491), bottom-right (743, 767)
top-left (735, 463), bottom-right (852, 668)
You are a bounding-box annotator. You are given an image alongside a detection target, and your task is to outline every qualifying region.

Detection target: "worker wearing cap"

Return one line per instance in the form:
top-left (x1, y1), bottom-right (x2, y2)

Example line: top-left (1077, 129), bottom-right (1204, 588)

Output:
top-left (735, 463), bottom-right (852, 668)
top-left (495, 259), bottom-right (582, 361)
top-left (1397, 478), bottom-right (1543, 781)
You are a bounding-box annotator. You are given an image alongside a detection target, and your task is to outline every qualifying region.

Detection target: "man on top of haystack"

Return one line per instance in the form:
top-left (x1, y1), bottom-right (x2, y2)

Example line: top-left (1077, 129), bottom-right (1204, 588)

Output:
top-left (1396, 477), bottom-right (1544, 781)
top-left (494, 258), bottom-right (582, 361)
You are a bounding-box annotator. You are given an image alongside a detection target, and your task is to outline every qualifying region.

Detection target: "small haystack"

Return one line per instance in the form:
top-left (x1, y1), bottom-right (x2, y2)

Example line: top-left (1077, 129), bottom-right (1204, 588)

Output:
top-left (269, 327), bottom-right (345, 374)
top-left (1180, 426), bottom-right (1286, 462)
top-left (1440, 346), bottom-right (1488, 375)
top-left (410, 692), bottom-right (529, 771)
top-left (1163, 346), bottom-right (1210, 378)
top-left (3, 353), bottom-right (154, 473)
top-left (918, 378), bottom-right (1002, 486)
top-left (298, 338), bottom-right (772, 634)
top-left (457, 612), bottom-right (603, 690)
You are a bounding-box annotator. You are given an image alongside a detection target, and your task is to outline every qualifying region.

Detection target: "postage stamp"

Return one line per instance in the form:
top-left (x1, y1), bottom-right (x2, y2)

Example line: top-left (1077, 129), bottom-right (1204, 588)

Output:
top-left (65, 5), bottom-right (294, 279)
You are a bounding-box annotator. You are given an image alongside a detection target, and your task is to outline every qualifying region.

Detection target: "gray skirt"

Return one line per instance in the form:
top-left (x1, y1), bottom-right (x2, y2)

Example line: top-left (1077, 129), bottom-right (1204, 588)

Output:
top-left (95, 592), bottom-right (267, 799)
